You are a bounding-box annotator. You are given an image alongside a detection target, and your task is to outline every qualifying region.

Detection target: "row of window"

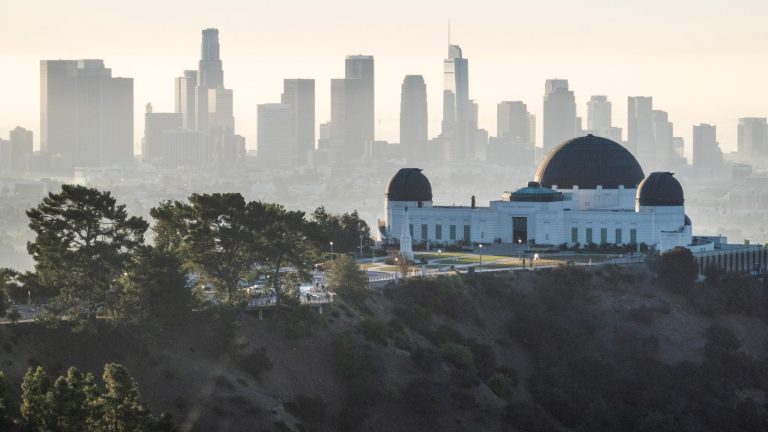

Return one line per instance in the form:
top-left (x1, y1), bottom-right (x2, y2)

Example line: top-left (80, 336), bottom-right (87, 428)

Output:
top-left (571, 227), bottom-right (637, 245)
top-left (410, 223), bottom-right (471, 241)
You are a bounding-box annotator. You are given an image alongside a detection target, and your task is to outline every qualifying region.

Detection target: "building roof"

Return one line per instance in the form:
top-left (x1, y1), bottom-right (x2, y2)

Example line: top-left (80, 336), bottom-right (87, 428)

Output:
top-left (386, 168), bottom-right (433, 202)
top-left (637, 172), bottom-right (685, 206)
top-left (508, 182), bottom-right (565, 202)
top-left (534, 135), bottom-right (645, 189)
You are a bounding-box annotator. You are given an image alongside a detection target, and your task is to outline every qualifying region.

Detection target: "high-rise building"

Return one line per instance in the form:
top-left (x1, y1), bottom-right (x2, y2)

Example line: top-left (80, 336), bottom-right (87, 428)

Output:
top-left (442, 44), bottom-right (471, 160)
top-left (195, 28), bottom-right (226, 134)
top-left (400, 75), bottom-right (428, 160)
top-left (497, 101), bottom-right (531, 145)
top-left (737, 117), bottom-right (768, 160)
top-left (142, 103), bottom-right (183, 161)
top-left (627, 96), bottom-right (654, 168)
top-left (317, 122), bottom-right (331, 150)
top-left (257, 103), bottom-right (295, 167)
top-left (161, 128), bottom-right (208, 168)
top-left (587, 95), bottom-right (611, 131)
top-left (652, 110), bottom-right (674, 169)
top-left (40, 59), bottom-right (134, 170)
top-left (330, 78), bottom-right (346, 152)
top-left (9, 126), bottom-right (33, 174)
top-left (344, 55), bottom-right (375, 157)
top-left (174, 70), bottom-right (197, 129)
top-left (281, 79), bottom-right (315, 165)
top-left (542, 79), bottom-right (577, 151)
top-left (692, 123), bottom-right (722, 171)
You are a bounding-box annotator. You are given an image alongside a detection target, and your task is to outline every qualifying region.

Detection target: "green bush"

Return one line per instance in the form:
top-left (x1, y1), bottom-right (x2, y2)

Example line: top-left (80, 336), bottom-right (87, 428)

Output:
top-left (439, 342), bottom-right (476, 374)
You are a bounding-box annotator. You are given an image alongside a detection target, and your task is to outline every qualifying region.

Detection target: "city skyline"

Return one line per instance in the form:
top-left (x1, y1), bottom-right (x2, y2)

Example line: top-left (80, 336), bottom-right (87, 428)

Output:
top-left (1, 0), bottom-right (768, 158)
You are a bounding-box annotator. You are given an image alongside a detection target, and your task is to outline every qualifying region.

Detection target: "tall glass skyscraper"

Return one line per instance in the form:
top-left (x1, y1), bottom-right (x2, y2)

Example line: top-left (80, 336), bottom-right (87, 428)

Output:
top-left (442, 44), bottom-right (470, 160)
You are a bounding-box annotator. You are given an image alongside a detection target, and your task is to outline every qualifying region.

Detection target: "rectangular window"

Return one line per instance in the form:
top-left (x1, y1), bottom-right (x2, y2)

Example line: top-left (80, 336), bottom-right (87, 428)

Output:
top-left (464, 225), bottom-right (471, 241)
top-left (630, 228), bottom-right (637, 244)
top-left (450, 225), bottom-right (456, 240)
top-left (421, 224), bottom-right (428, 240)
top-left (615, 228), bottom-right (622, 244)
top-left (571, 227), bottom-right (578, 243)
top-left (600, 228), bottom-right (607, 245)
top-left (409, 224), bottom-right (413, 238)
top-left (586, 228), bottom-right (593, 244)
top-left (436, 225), bottom-right (442, 240)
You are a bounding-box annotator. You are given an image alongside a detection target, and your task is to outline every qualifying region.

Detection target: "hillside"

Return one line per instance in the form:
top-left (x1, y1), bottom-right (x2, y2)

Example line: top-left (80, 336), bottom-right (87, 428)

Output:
top-left (2, 264), bottom-right (768, 431)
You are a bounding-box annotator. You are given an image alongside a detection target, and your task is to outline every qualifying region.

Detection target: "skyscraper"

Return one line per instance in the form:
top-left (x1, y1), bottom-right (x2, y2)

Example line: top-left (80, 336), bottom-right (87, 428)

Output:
top-left (40, 59), bottom-right (134, 170)
top-left (174, 70), bottom-right (197, 129)
top-left (195, 28), bottom-right (226, 134)
top-left (142, 103), bottom-right (182, 161)
top-left (9, 126), bottom-right (33, 174)
top-left (330, 78), bottom-right (346, 152)
top-left (400, 75), bottom-right (428, 160)
top-left (497, 101), bottom-right (531, 145)
top-left (627, 96), bottom-right (654, 168)
top-left (257, 103), bottom-right (295, 167)
top-left (737, 117), bottom-right (768, 160)
top-left (345, 55), bottom-right (375, 157)
top-left (442, 44), bottom-right (471, 160)
top-left (542, 79), bottom-right (577, 151)
top-left (587, 96), bottom-right (611, 131)
top-left (652, 110), bottom-right (674, 169)
top-left (692, 123), bottom-right (722, 171)
top-left (282, 79), bottom-right (315, 165)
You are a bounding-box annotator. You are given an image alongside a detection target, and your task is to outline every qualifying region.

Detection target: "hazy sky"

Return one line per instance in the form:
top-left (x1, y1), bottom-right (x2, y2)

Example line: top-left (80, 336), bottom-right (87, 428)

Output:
top-left (1, 0), bottom-right (767, 157)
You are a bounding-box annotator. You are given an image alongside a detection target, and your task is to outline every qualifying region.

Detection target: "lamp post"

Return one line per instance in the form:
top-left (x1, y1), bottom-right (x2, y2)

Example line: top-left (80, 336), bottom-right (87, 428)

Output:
top-left (394, 257), bottom-right (400, 282)
top-left (438, 249), bottom-right (443, 273)
top-left (478, 243), bottom-right (484, 271)
top-left (518, 239), bottom-right (522, 263)
top-left (359, 234), bottom-right (364, 258)
top-left (330, 241), bottom-right (334, 257)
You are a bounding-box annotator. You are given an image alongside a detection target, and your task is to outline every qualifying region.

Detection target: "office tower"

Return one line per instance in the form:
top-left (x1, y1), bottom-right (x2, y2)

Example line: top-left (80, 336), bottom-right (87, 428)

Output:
top-left (342, 55), bottom-right (374, 159)
top-left (737, 117), bottom-right (768, 159)
top-left (174, 70), bottom-right (197, 129)
top-left (40, 59), bottom-right (134, 170)
top-left (442, 44), bottom-right (471, 160)
top-left (587, 95), bottom-right (611, 131)
top-left (195, 28), bottom-right (226, 133)
top-left (142, 103), bottom-right (183, 161)
top-left (282, 79), bottom-right (315, 165)
top-left (673, 137), bottom-right (685, 159)
top-left (652, 110), bottom-right (674, 169)
top-left (400, 75), bottom-right (428, 160)
top-left (542, 79), bottom-right (577, 151)
top-left (0, 139), bottom-right (9, 175)
top-left (627, 96), bottom-right (654, 169)
top-left (330, 78), bottom-right (346, 151)
top-left (257, 103), bottom-right (295, 167)
top-left (207, 87), bottom-right (234, 132)
top-left (9, 126), bottom-right (33, 174)
top-left (692, 124), bottom-right (722, 170)
top-left (317, 122), bottom-right (330, 150)
top-left (528, 114), bottom-right (536, 146)
top-left (497, 101), bottom-right (531, 144)
top-left (161, 128), bottom-right (208, 168)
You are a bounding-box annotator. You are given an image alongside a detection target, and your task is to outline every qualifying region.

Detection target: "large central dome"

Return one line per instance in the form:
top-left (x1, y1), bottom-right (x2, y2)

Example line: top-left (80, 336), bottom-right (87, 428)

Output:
top-left (534, 135), bottom-right (645, 189)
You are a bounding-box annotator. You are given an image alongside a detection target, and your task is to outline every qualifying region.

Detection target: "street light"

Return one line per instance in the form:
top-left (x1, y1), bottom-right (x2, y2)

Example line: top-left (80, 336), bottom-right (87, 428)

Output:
top-left (478, 243), bottom-right (483, 271)
top-left (329, 241), bottom-right (334, 256)
top-left (359, 234), bottom-right (364, 258)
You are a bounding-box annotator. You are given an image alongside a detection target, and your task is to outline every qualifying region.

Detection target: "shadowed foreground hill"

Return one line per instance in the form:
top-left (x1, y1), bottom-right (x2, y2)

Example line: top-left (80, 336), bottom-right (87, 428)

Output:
top-left (2, 264), bottom-right (768, 431)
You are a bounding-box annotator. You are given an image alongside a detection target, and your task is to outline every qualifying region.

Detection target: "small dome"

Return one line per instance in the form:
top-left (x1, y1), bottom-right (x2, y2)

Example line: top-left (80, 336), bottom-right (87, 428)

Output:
top-left (637, 172), bottom-right (685, 206)
top-left (386, 168), bottom-right (433, 202)
top-left (508, 182), bottom-right (564, 202)
top-left (534, 135), bottom-right (645, 189)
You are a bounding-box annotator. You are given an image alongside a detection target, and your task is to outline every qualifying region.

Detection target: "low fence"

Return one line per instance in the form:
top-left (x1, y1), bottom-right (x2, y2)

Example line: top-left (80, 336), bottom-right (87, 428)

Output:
top-left (692, 246), bottom-right (767, 275)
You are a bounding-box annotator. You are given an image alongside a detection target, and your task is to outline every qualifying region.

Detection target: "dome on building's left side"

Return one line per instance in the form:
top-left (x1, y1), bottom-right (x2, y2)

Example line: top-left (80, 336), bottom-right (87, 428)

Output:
top-left (386, 168), bottom-right (433, 202)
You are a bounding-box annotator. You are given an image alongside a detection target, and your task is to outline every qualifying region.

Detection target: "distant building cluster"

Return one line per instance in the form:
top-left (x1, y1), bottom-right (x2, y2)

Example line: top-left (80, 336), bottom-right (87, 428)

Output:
top-left (2, 27), bottom-right (768, 177)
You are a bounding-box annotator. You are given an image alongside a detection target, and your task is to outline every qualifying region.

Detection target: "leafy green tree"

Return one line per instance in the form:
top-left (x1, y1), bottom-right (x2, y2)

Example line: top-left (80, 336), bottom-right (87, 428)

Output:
top-left (312, 207), bottom-right (372, 255)
top-left (26, 185), bottom-right (148, 319)
top-left (657, 247), bottom-right (698, 294)
top-left (150, 194), bottom-right (262, 302)
top-left (327, 255), bottom-right (369, 304)
top-left (0, 371), bottom-right (11, 429)
top-left (48, 367), bottom-right (89, 432)
top-left (99, 363), bottom-right (152, 432)
top-left (21, 365), bottom-right (53, 430)
top-left (119, 247), bottom-right (193, 324)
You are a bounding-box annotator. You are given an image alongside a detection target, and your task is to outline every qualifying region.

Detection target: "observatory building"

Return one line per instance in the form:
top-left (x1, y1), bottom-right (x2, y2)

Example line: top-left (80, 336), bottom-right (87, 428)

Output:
top-left (380, 135), bottom-right (710, 253)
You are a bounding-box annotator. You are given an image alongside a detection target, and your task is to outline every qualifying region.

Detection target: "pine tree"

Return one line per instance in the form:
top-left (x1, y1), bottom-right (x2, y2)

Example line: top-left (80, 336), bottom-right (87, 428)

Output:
top-left (100, 363), bottom-right (152, 432)
top-left (21, 365), bottom-right (53, 430)
top-left (48, 367), bottom-right (89, 431)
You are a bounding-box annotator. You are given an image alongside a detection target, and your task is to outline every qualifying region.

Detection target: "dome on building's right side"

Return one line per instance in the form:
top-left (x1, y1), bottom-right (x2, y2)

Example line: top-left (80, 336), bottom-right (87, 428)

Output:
top-left (637, 172), bottom-right (685, 206)
top-left (534, 135), bottom-right (645, 189)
